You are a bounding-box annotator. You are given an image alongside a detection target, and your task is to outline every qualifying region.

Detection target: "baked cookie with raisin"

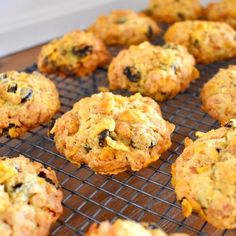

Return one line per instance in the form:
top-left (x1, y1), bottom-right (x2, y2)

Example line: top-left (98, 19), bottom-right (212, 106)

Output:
top-left (0, 155), bottom-right (63, 236)
top-left (0, 71), bottom-right (60, 138)
top-left (164, 21), bottom-right (236, 64)
top-left (38, 30), bottom-right (111, 77)
top-left (172, 119), bottom-right (236, 229)
top-left (86, 219), bottom-right (188, 236)
top-left (108, 42), bottom-right (199, 101)
top-left (205, 0), bottom-right (236, 30)
top-left (201, 65), bottom-right (236, 125)
top-left (88, 10), bottom-right (161, 46)
top-left (50, 92), bottom-right (174, 175)
top-left (148, 0), bottom-right (202, 23)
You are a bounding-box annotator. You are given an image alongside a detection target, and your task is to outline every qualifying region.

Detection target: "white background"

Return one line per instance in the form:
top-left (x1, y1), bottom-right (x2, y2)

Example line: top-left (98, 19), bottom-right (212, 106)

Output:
top-left (0, 0), bottom-right (218, 57)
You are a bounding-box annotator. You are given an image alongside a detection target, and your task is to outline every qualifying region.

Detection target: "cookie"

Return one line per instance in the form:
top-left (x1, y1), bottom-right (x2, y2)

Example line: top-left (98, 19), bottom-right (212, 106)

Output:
top-left (86, 219), bottom-right (188, 236)
top-left (0, 155), bottom-right (63, 236)
top-left (108, 42), bottom-right (199, 101)
top-left (205, 0), bottom-right (236, 30)
top-left (164, 21), bottom-right (236, 64)
top-left (172, 120), bottom-right (236, 229)
top-left (38, 30), bottom-right (111, 77)
top-left (201, 65), bottom-right (236, 125)
top-left (50, 92), bottom-right (175, 175)
top-left (0, 71), bottom-right (60, 138)
top-left (88, 10), bottom-right (161, 46)
top-left (148, 0), bottom-right (202, 23)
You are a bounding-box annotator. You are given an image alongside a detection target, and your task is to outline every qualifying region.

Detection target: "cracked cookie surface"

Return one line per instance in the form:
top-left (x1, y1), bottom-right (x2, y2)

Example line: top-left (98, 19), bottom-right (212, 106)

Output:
top-left (201, 65), bottom-right (236, 125)
top-left (88, 10), bottom-right (161, 46)
top-left (148, 0), bottom-right (202, 23)
top-left (172, 120), bottom-right (236, 229)
top-left (108, 42), bottom-right (199, 101)
top-left (51, 92), bottom-right (175, 175)
top-left (164, 20), bottom-right (236, 64)
top-left (0, 155), bottom-right (63, 236)
top-left (0, 71), bottom-right (60, 138)
top-left (86, 219), bottom-right (188, 236)
top-left (38, 30), bottom-right (111, 77)
top-left (205, 0), bottom-right (236, 30)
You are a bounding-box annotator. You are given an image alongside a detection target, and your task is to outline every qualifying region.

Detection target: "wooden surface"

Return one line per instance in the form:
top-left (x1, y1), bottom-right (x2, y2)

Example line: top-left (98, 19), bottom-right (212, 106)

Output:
top-left (0, 45), bottom-right (42, 73)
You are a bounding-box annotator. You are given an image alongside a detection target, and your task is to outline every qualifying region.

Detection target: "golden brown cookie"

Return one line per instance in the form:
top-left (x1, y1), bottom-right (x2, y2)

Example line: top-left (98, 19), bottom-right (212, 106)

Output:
top-left (88, 10), bottom-right (161, 46)
top-left (108, 42), bottom-right (199, 101)
top-left (201, 65), bottom-right (236, 125)
top-left (148, 0), bottom-right (202, 23)
top-left (0, 71), bottom-right (60, 138)
top-left (205, 0), bottom-right (236, 29)
top-left (86, 219), bottom-right (189, 236)
top-left (0, 155), bottom-right (63, 236)
top-left (38, 30), bottom-right (111, 77)
top-left (172, 120), bottom-right (236, 229)
top-left (51, 92), bottom-right (175, 175)
top-left (164, 20), bottom-right (236, 64)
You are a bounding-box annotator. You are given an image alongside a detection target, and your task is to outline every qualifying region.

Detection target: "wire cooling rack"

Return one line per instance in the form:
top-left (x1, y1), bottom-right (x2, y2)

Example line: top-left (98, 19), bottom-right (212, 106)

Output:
top-left (1, 32), bottom-right (236, 236)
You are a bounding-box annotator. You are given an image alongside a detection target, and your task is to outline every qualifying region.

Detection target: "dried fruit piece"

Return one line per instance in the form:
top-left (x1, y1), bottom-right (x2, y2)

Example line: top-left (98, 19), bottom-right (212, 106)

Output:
top-left (147, 25), bottom-right (153, 38)
top-left (38, 171), bottom-right (57, 187)
top-left (98, 129), bottom-right (110, 147)
top-left (123, 66), bottom-right (141, 82)
top-left (20, 88), bottom-right (33, 103)
top-left (7, 83), bottom-right (18, 93)
top-left (72, 45), bottom-right (93, 58)
top-left (12, 183), bottom-right (23, 191)
top-left (149, 140), bottom-right (157, 148)
top-left (0, 73), bottom-right (8, 82)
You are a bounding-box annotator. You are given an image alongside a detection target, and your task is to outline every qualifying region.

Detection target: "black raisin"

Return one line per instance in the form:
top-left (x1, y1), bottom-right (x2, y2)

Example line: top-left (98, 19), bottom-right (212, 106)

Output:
top-left (84, 145), bottom-right (92, 153)
top-left (123, 66), bottom-right (141, 82)
top-left (147, 25), bottom-right (153, 38)
top-left (12, 182), bottom-right (23, 191)
top-left (72, 45), bottom-right (93, 58)
top-left (177, 12), bottom-right (185, 20)
top-left (7, 83), bottom-right (18, 93)
top-left (0, 74), bottom-right (8, 83)
top-left (149, 140), bottom-right (157, 148)
top-left (20, 88), bottom-right (33, 103)
top-left (38, 171), bottom-right (56, 187)
top-left (130, 140), bottom-right (137, 149)
top-left (2, 123), bottom-right (17, 137)
top-left (191, 37), bottom-right (200, 48)
top-left (98, 129), bottom-right (110, 147)
top-left (224, 120), bottom-right (234, 128)
top-left (216, 148), bottom-right (220, 153)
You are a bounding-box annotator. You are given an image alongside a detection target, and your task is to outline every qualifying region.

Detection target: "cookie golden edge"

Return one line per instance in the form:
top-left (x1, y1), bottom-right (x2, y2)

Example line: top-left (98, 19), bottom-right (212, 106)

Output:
top-left (171, 120), bottom-right (236, 229)
top-left (0, 71), bottom-right (61, 138)
top-left (37, 30), bottom-right (111, 77)
top-left (200, 65), bottom-right (236, 125)
top-left (50, 92), bottom-right (175, 175)
top-left (0, 155), bottom-right (63, 236)
top-left (88, 9), bottom-right (161, 46)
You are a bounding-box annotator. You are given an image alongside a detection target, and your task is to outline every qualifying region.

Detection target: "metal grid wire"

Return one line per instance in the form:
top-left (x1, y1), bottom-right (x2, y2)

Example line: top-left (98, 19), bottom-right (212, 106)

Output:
top-left (1, 36), bottom-right (236, 236)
